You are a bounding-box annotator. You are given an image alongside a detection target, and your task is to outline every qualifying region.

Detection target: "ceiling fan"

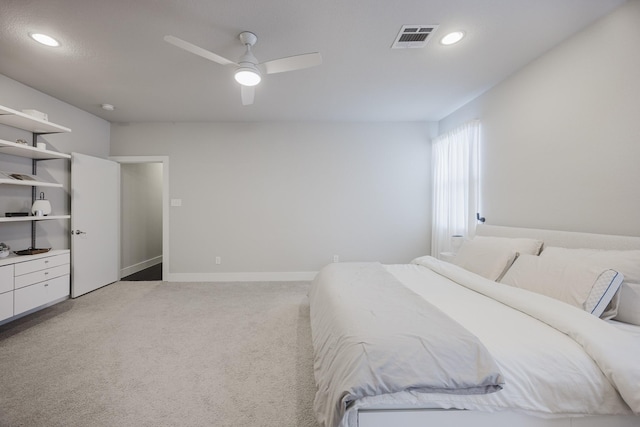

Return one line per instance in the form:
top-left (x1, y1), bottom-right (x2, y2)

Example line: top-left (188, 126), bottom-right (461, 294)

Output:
top-left (164, 32), bottom-right (322, 106)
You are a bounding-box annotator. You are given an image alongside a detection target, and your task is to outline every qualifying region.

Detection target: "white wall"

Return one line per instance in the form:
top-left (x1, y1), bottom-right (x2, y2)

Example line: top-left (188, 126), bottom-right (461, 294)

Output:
top-left (0, 74), bottom-right (110, 251)
top-left (110, 122), bottom-right (432, 279)
top-left (438, 0), bottom-right (640, 237)
top-left (120, 163), bottom-right (163, 276)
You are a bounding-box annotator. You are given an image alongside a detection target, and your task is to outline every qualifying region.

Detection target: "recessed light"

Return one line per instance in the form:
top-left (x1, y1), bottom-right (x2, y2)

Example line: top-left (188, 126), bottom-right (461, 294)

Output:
top-left (101, 104), bottom-right (115, 111)
top-left (440, 31), bottom-right (465, 46)
top-left (29, 33), bottom-right (60, 47)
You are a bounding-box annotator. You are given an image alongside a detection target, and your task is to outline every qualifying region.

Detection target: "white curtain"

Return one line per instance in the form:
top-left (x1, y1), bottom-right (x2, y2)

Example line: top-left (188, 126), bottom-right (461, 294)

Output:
top-left (431, 120), bottom-right (480, 258)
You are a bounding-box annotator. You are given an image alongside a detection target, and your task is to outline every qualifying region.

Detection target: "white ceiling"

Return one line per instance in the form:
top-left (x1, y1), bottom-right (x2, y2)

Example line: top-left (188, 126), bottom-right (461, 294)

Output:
top-left (0, 0), bottom-right (626, 123)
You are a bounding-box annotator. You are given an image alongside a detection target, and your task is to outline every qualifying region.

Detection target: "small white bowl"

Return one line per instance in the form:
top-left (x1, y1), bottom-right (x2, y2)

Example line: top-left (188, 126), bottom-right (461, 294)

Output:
top-left (0, 251), bottom-right (9, 258)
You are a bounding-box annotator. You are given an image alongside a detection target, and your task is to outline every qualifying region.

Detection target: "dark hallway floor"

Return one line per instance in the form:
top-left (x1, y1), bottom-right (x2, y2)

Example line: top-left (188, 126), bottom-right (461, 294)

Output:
top-left (121, 263), bottom-right (162, 281)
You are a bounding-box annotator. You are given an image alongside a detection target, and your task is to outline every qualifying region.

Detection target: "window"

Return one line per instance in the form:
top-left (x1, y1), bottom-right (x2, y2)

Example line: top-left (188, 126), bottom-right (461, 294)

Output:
top-left (431, 120), bottom-right (480, 257)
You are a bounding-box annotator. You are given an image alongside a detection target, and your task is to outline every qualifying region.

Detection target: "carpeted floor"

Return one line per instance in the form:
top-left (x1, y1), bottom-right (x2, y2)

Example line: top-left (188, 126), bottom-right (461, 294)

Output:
top-left (0, 281), bottom-right (320, 427)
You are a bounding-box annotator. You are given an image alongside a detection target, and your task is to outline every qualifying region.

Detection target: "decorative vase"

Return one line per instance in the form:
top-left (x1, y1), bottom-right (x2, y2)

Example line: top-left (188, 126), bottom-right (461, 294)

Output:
top-left (451, 235), bottom-right (465, 253)
top-left (0, 242), bottom-right (9, 258)
top-left (31, 192), bottom-right (52, 216)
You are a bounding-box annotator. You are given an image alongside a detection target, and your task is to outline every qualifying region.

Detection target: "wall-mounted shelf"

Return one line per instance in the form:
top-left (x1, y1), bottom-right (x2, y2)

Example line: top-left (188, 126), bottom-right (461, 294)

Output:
top-left (0, 139), bottom-right (71, 160)
top-left (0, 177), bottom-right (63, 188)
top-left (0, 215), bottom-right (70, 223)
top-left (0, 101), bottom-right (72, 251)
top-left (0, 105), bottom-right (71, 134)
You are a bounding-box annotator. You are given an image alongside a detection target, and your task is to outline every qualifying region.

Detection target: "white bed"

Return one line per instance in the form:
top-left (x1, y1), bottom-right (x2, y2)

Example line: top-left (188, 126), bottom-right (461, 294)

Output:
top-left (309, 224), bottom-right (640, 427)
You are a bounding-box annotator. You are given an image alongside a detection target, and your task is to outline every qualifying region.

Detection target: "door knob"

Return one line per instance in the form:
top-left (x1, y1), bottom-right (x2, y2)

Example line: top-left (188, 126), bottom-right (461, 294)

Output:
top-left (71, 230), bottom-right (87, 235)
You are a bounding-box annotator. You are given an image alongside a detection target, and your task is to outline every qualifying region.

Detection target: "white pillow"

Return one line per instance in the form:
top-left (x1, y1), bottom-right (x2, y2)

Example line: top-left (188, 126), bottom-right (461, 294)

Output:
top-left (500, 254), bottom-right (624, 318)
top-left (477, 236), bottom-right (544, 256)
top-left (539, 247), bottom-right (640, 284)
top-left (539, 247), bottom-right (640, 320)
top-left (615, 282), bottom-right (640, 326)
top-left (453, 236), bottom-right (543, 281)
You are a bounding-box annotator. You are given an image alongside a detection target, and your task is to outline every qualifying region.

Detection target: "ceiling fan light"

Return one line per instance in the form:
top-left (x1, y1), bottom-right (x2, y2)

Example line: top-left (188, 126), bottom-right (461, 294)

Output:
top-left (235, 67), bottom-right (261, 87)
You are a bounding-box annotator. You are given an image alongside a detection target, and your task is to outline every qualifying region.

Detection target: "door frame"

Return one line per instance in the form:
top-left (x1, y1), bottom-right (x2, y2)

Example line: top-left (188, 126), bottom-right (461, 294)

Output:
top-left (110, 156), bottom-right (169, 281)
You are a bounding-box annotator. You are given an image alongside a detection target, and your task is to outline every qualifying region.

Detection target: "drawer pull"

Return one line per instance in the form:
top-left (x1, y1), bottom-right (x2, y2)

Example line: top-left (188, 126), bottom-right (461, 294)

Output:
top-left (44, 272), bottom-right (49, 275)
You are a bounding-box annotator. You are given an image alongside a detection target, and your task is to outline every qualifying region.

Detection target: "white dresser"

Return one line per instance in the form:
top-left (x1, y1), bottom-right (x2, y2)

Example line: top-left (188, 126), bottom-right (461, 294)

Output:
top-left (0, 250), bottom-right (70, 322)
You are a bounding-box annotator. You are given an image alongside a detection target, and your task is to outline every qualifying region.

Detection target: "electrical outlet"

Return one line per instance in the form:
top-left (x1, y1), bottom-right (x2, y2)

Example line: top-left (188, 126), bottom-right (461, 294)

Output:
top-left (215, 256), bottom-right (221, 265)
top-left (333, 255), bottom-right (339, 263)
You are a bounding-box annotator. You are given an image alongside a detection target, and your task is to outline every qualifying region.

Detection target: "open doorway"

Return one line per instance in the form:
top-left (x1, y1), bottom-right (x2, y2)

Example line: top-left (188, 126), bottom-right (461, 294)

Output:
top-left (110, 156), bottom-right (169, 281)
top-left (120, 162), bottom-right (162, 280)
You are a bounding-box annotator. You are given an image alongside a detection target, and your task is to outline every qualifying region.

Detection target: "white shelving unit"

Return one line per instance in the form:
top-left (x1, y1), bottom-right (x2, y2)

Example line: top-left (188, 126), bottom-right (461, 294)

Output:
top-left (0, 103), bottom-right (72, 239)
top-left (0, 104), bottom-right (73, 325)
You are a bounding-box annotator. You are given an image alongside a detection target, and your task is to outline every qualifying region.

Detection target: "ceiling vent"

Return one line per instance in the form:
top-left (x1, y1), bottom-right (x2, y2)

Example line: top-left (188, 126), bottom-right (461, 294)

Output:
top-left (391, 25), bottom-right (439, 49)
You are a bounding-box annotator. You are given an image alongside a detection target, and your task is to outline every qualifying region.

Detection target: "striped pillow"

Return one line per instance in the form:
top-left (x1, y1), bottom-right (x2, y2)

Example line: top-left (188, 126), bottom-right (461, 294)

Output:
top-left (585, 270), bottom-right (624, 318)
top-left (500, 254), bottom-right (624, 318)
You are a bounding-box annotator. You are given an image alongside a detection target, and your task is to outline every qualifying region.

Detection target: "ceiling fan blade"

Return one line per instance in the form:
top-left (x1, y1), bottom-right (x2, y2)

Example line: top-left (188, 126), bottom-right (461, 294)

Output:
top-left (164, 35), bottom-right (236, 66)
top-left (262, 52), bottom-right (322, 74)
top-left (241, 85), bottom-right (255, 106)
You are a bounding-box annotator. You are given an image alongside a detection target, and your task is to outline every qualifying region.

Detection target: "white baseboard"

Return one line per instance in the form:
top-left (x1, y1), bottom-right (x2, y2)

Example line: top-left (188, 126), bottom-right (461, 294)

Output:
top-left (120, 256), bottom-right (162, 278)
top-left (167, 271), bottom-right (318, 282)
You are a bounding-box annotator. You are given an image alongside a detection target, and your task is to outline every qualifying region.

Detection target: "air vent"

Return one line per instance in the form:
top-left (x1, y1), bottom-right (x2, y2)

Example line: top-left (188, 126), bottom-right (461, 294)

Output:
top-left (391, 25), bottom-right (439, 49)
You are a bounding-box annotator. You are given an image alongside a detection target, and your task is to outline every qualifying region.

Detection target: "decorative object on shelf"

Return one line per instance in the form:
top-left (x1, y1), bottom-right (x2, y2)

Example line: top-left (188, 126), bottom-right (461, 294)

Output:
top-left (31, 192), bottom-right (52, 216)
top-left (36, 142), bottom-right (46, 150)
top-left (15, 138), bottom-right (28, 145)
top-left (21, 109), bottom-right (48, 121)
top-left (0, 242), bottom-right (9, 258)
top-left (13, 247), bottom-right (51, 256)
top-left (10, 173), bottom-right (36, 181)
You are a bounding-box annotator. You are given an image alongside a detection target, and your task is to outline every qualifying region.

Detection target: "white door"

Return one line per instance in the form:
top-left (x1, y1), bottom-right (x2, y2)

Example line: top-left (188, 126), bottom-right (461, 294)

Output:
top-left (71, 153), bottom-right (120, 298)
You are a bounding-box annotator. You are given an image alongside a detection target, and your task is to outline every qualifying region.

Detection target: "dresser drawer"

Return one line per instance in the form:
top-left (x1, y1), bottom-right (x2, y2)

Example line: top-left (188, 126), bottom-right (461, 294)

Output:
top-left (0, 290), bottom-right (13, 321)
top-left (14, 253), bottom-right (70, 276)
top-left (0, 264), bottom-right (13, 294)
top-left (14, 274), bottom-right (69, 315)
top-left (14, 264), bottom-right (70, 290)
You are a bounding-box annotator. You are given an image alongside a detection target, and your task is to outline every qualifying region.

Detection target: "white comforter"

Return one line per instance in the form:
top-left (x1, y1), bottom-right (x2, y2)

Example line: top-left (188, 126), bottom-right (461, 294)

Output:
top-left (325, 257), bottom-right (640, 427)
top-left (309, 262), bottom-right (504, 427)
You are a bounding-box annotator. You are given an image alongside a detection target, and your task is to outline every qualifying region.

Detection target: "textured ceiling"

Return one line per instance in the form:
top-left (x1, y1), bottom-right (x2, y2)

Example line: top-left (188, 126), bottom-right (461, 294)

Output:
top-left (0, 0), bottom-right (627, 123)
